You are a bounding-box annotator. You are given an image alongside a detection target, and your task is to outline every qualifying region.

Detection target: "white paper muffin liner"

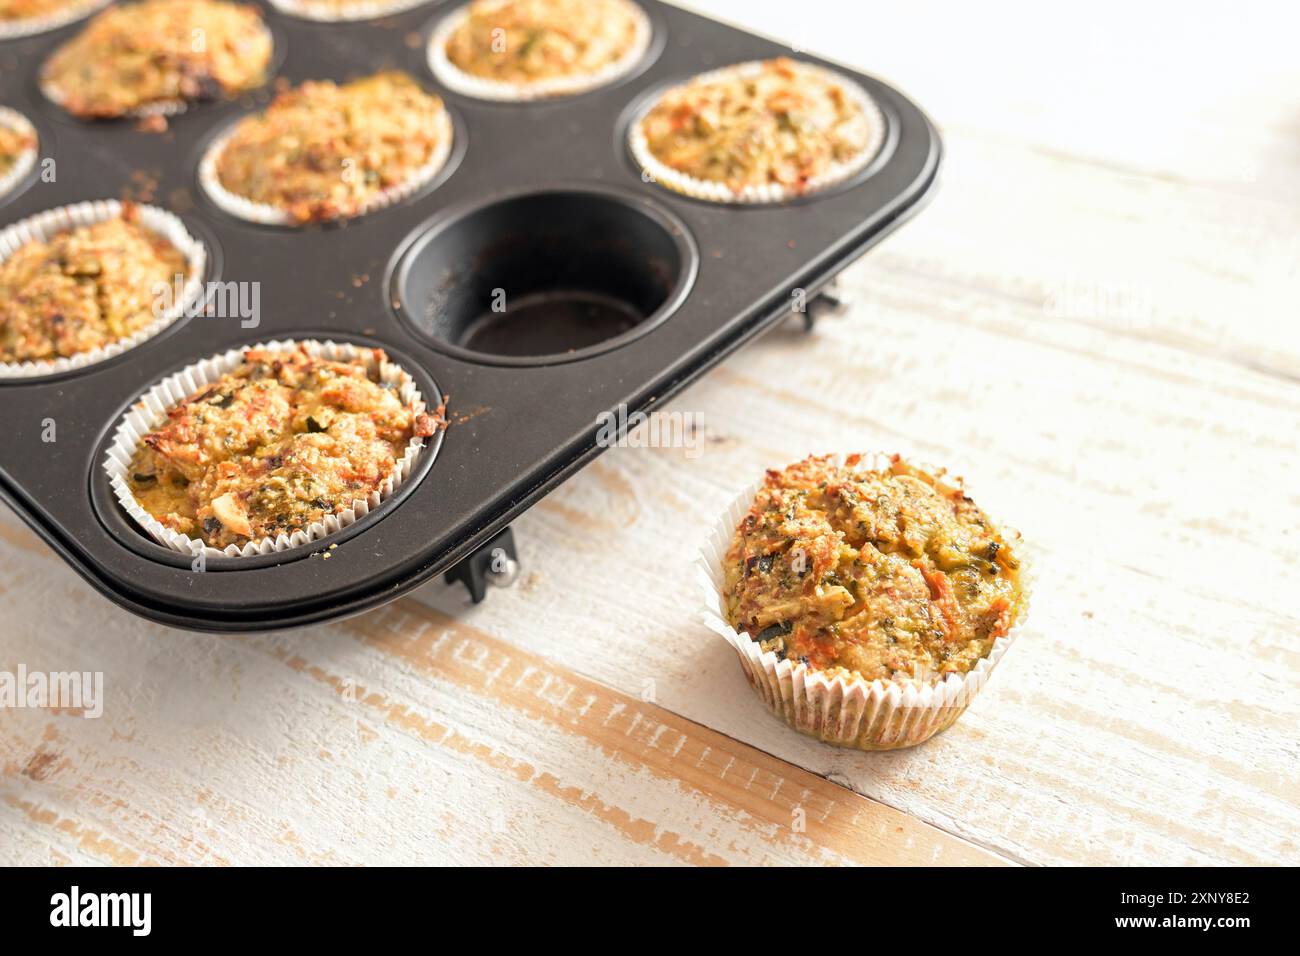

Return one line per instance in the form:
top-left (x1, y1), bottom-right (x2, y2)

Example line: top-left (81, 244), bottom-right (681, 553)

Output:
top-left (0, 107), bottom-right (38, 201)
top-left (103, 339), bottom-right (433, 559)
top-left (427, 0), bottom-right (652, 102)
top-left (630, 60), bottom-right (886, 205)
top-left (697, 452), bottom-right (1031, 751)
top-left (0, 199), bottom-right (206, 379)
top-left (197, 101), bottom-right (454, 226)
top-left (39, 22), bottom-right (273, 120)
top-left (266, 0), bottom-right (432, 22)
top-left (0, 0), bottom-right (111, 40)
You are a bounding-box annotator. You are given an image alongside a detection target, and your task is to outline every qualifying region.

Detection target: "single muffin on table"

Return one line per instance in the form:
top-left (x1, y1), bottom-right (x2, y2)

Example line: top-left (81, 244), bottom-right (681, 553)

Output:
top-left (634, 57), bottom-right (883, 202)
top-left (40, 0), bottom-right (272, 119)
top-left (433, 0), bottom-right (650, 99)
top-left (0, 204), bottom-right (188, 365)
top-left (707, 453), bottom-right (1028, 750)
top-left (126, 346), bottom-right (440, 552)
top-left (204, 71), bottom-right (452, 224)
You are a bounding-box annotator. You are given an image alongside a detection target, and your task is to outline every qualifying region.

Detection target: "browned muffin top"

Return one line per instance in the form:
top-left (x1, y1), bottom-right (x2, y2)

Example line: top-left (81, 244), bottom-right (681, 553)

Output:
top-left (128, 346), bottom-right (441, 549)
top-left (1, 205), bottom-right (188, 364)
top-left (41, 0), bottom-right (272, 119)
top-left (213, 71), bottom-right (449, 223)
top-left (724, 454), bottom-right (1026, 684)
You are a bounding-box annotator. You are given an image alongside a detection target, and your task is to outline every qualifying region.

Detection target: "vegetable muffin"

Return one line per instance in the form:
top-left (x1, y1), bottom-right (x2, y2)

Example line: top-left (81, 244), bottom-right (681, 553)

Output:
top-left (269, 0), bottom-right (421, 13)
top-left (0, 205), bottom-right (188, 364)
top-left (638, 57), bottom-right (876, 196)
top-left (723, 454), bottom-right (1026, 685)
top-left (1, 0), bottom-right (97, 24)
top-left (126, 346), bottom-right (440, 550)
top-left (210, 71), bottom-right (450, 224)
top-left (40, 0), bottom-right (272, 119)
top-left (0, 120), bottom-right (36, 178)
top-left (443, 0), bottom-right (644, 85)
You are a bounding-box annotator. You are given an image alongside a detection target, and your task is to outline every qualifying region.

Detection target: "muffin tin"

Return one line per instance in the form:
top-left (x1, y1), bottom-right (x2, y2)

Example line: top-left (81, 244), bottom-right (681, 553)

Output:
top-left (0, 0), bottom-right (941, 631)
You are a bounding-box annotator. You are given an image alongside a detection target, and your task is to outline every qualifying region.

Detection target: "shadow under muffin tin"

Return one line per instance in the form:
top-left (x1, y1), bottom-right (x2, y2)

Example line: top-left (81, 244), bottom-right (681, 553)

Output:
top-left (0, 0), bottom-right (941, 631)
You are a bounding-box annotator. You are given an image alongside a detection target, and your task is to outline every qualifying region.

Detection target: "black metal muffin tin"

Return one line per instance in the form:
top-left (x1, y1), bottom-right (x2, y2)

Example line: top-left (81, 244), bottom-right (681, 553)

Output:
top-left (0, 0), bottom-right (941, 631)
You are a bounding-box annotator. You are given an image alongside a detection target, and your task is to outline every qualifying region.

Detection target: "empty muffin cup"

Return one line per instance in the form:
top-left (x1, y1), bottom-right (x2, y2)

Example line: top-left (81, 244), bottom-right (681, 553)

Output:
top-left (0, 199), bottom-right (206, 379)
top-left (103, 339), bottom-right (441, 559)
top-left (427, 0), bottom-right (652, 102)
top-left (391, 187), bottom-right (695, 364)
top-left (697, 452), bottom-right (1031, 750)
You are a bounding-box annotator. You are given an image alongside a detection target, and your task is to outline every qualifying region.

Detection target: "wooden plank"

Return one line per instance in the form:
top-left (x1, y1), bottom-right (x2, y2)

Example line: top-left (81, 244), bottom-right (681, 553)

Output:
top-left (1, 0), bottom-right (1298, 867)
top-left (0, 514), bottom-right (1001, 866)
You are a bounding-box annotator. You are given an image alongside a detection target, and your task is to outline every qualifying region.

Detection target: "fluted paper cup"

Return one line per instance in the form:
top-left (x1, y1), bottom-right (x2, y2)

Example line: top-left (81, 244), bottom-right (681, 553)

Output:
top-left (266, 0), bottom-right (432, 22)
top-left (0, 199), bottom-right (206, 379)
top-left (103, 339), bottom-right (436, 559)
top-left (697, 453), bottom-right (1030, 750)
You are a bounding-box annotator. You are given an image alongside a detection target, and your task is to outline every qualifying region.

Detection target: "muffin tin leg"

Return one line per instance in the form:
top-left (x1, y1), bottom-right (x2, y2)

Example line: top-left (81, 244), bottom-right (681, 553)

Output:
top-left (444, 527), bottom-right (519, 603)
top-left (799, 279), bottom-right (849, 333)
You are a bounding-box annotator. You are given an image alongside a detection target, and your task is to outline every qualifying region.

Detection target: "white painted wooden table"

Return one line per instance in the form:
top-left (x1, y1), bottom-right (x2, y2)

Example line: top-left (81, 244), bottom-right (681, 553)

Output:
top-left (2, 0), bottom-right (1298, 866)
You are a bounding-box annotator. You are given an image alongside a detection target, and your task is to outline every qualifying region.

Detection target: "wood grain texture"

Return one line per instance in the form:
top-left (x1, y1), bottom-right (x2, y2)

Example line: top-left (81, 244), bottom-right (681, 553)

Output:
top-left (2, 0), bottom-right (1298, 865)
top-left (0, 515), bottom-right (1001, 866)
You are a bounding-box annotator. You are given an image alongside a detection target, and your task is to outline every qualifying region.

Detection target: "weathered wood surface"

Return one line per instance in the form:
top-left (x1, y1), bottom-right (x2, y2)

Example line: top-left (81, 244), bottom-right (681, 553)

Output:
top-left (1, 0), bottom-right (1297, 865)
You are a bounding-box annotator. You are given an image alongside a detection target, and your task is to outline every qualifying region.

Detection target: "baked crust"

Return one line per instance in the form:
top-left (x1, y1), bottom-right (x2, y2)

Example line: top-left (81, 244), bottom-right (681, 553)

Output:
top-left (0, 205), bottom-right (187, 363)
top-left (213, 72), bottom-right (448, 223)
top-left (0, 0), bottom-right (89, 21)
top-left (724, 454), bottom-right (1026, 684)
top-left (0, 122), bottom-right (35, 176)
top-left (127, 346), bottom-right (440, 550)
top-left (41, 0), bottom-right (271, 119)
top-left (639, 57), bottom-right (872, 193)
top-left (444, 0), bottom-right (643, 84)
